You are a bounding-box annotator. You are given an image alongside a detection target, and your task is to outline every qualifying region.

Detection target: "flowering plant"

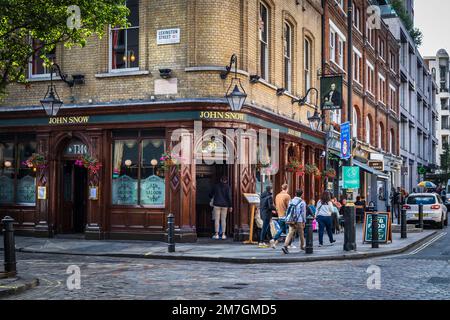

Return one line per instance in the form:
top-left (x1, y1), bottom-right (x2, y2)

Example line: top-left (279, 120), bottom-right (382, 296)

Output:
top-left (75, 154), bottom-right (102, 175)
top-left (160, 150), bottom-right (183, 172)
top-left (260, 163), bottom-right (279, 176)
top-left (286, 160), bottom-right (305, 176)
top-left (305, 164), bottom-right (320, 176)
top-left (323, 168), bottom-right (337, 179)
top-left (22, 153), bottom-right (47, 170)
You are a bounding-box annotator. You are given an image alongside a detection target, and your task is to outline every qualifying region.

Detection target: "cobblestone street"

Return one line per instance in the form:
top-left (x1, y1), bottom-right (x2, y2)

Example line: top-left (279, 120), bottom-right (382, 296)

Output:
top-left (2, 231), bottom-right (449, 300)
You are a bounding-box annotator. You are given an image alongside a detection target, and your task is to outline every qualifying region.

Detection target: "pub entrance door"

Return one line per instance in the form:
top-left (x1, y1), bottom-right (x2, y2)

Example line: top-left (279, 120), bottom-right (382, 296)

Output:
top-left (58, 160), bottom-right (88, 234)
top-left (195, 164), bottom-right (232, 238)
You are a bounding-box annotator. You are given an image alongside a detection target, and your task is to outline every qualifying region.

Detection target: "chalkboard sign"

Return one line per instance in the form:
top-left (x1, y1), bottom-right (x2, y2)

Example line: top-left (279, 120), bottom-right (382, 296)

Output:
top-left (363, 212), bottom-right (392, 244)
top-left (243, 193), bottom-right (260, 205)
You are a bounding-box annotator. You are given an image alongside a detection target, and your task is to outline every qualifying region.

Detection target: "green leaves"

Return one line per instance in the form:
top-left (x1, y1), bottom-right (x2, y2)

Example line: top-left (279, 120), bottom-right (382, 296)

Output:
top-left (390, 0), bottom-right (423, 47)
top-left (0, 0), bottom-right (129, 96)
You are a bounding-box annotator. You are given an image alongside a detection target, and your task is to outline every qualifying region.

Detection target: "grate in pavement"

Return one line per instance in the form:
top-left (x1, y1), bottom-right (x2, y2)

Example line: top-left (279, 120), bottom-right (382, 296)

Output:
top-left (234, 283), bottom-right (250, 286)
top-left (221, 286), bottom-right (244, 290)
top-left (428, 277), bottom-right (450, 284)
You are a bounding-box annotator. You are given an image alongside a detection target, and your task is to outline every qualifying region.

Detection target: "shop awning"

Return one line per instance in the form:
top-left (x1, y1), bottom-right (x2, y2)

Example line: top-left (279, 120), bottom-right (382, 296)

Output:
top-left (353, 159), bottom-right (390, 180)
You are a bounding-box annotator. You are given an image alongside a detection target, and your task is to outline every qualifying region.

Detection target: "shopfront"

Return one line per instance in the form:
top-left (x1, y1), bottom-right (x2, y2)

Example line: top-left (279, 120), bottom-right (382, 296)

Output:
top-left (0, 103), bottom-right (325, 242)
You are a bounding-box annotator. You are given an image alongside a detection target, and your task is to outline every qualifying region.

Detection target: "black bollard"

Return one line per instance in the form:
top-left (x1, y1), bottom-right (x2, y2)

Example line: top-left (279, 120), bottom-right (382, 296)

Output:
top-left (418, 204), bottom-right (424, 230)
top-left (401, 208), bottom-right (407, 239)
top-left (343, 205), bottom-right (357, 251)
top-left (397, 203), bottom-right (401, 225)
top-left (305, 216), bottom-right (314, 254)
top-left (167, 213), bottom-right (175, 253)
top-left (371, 213), bottom-right (379, 249)
top-left (2, 216), bottom-right (17, 276)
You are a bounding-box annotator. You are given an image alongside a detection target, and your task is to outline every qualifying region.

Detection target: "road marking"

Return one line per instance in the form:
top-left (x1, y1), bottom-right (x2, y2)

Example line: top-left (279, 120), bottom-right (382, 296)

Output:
top-left (408, 232), bottom-right (447, 255)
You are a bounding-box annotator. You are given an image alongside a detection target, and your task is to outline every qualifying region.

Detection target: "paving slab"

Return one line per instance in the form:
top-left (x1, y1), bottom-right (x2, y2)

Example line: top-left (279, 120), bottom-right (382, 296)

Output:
top-left (0, 225), bottom-right (439, 264)
top-left (0, 276), bottom-right (39, 298)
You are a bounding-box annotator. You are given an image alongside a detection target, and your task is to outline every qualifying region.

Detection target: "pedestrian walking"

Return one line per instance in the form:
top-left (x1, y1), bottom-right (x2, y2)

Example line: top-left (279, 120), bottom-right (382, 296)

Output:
top-left (316, 191), bottom-right (336, 247)
top-left (281, 189), bottom-right (306, 254)
top-left (331, 197), bottom-right (341, 234)
top-left (209, 176), bottom-right (232, 240)
top-left (259, 185), bottom-right (276, 248)
top-left (273, 184), bottom-right (291, 248)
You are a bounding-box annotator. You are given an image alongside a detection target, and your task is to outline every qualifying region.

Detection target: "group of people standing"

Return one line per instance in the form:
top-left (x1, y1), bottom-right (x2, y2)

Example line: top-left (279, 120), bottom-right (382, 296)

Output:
top-left (259, 184), bottom-right (341, 254)
top-left (208, 177), bottom-right (345, 255)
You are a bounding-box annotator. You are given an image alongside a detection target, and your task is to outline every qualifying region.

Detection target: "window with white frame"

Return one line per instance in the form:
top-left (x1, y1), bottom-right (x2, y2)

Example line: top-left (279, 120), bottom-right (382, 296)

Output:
top-left (366, 21), bottom-right (375, 47)
top-left (389, 84), bottom-right (397, 111)
top-left (365, 116), bottom-right (371, 145)
top-left (378, 73), bottom-right (386, 104)
top-left (110, 0), bottom-right (139, 71)
top-left (29, 40), bottom-right (56, 78)
top-left (353, 47), bottom-right (362, 83)
top-left (352, 107), bottom-right (359, 138)
top-left (284, 22), bottom-right (292, 92)
top-left (331, 109), bottom-right (341, 125)
top-left (329, 21), bottom-right (345, 69)
top-left (389, 130), bottom-right (394, 154)
top-left (353, 3), bottom-right (361, 32)
top-left (259, 2), bottom-right (270, 81)
top-left (378, 123), bottom-right (384, 149)
top-left (390, 51), bottom-right (396, 72)
top-left (378, 38), bottom-right (385, 60)
top-left (304, 37), bottom-right (312, 96)
top-left (366, 61), bottom-right (375, 94)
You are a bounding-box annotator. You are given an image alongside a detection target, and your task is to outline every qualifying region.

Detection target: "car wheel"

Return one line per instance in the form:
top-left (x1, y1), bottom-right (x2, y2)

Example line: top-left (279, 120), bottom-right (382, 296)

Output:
top-left (437, 216), bottom-right (445, 229)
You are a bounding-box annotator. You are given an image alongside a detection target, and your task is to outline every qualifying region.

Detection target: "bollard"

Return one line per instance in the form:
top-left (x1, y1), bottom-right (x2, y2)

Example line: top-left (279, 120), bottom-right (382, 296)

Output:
top-left (2, 216), bottom-right (17, 276)
top-left (397, 203), bottom-right (401, 225)
top-left (401, 209), bottom-right (407, 239)
top-left (343, 205), bottom-right (357, 251)
top-left (167, 213), bottom-right (175, 253)
top-left (305, 216), bottom-right (314, 254)
top-left (371, 213), bottom-right (379, 249)
top-left (418, 204), bottom-right (424, 230)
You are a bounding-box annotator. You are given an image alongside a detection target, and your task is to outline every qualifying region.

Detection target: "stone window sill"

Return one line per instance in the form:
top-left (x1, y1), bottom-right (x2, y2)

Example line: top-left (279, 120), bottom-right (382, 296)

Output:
top-left (95, 70), bottom-right (150, 78)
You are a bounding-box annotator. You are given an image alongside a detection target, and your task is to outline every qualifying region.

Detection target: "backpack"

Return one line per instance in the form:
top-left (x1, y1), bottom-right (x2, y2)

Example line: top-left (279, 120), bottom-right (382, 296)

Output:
top-left (285, 200), bottom-right (302, 224)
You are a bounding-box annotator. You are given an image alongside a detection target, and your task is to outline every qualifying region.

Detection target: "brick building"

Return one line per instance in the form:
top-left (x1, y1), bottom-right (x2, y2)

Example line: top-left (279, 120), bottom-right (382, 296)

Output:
top-left (323, 0), bottom-right (401, 210)
top-left (0, 0), bottom-right (325, 241)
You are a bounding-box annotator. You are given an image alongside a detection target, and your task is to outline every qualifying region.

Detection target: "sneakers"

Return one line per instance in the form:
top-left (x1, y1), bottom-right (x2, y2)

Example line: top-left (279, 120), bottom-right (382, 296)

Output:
top-left (258, 243), bottom-right (269, 248)
top-left (212, 234), bottom-right (219, 240)
top-left (270, 239), bottom-right (276, 249)
top-left (222, 235), bottom-right (227, 240)
top-left (318, 243), bottom-right (323, 247)
top-left (282, 246), bottom-right (289, 254)
top-left (288, 245), bottom-right (297, 249)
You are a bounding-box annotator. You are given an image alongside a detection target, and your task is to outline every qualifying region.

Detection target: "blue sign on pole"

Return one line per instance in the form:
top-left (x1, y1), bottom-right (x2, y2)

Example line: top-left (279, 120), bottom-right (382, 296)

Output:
top-left (340, 122), bottom-right (351, 160)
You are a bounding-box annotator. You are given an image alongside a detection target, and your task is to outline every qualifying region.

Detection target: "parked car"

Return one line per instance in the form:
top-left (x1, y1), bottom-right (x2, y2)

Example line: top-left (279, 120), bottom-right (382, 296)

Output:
top-left (403, 193), bottom-right (448, 229)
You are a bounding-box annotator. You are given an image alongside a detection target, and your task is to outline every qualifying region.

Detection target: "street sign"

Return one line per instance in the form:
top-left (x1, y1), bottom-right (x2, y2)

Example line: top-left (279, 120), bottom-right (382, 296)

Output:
top-left (343, 166), bottom-right (360, 189)
top-left (369, 160), bottom-right (384, 171)
top-left (340, 122), bottom-right (351, 160)
top-left (363, 212), bottom-right (392, 244)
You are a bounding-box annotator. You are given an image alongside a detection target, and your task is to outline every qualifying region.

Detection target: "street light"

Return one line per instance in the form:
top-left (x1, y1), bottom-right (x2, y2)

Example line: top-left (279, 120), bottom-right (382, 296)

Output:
top-left (221, 54), bottom-right (247, 112)
top-left (308, 108), bottom-right (322, 131)
top-left (39, 62), bottom-right (85, 117)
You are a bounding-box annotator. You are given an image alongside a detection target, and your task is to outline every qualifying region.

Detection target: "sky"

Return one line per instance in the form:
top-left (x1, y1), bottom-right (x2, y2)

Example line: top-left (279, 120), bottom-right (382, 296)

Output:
top-left (414, 0), bottom-right (450, 57)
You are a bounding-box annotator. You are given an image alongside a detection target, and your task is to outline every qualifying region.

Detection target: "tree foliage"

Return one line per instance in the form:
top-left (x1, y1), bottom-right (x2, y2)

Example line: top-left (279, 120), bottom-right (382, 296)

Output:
top-left (441, 143), bottom-right (450, 181)
top-left (0, 0), bottom-right (129, 97)
top-left (390, 0), bottom-right (423, 46)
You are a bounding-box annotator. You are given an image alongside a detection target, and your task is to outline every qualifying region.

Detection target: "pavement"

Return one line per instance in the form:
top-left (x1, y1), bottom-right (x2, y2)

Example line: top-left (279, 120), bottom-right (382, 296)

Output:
top-left (0, 275), bottom-right (39, 298)
top-left (0, 225), bottom-right (438, 264)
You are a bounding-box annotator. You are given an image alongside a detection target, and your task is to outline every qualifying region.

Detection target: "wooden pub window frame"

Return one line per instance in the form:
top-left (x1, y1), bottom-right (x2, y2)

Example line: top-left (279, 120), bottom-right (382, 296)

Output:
top-left (111, 130), bottom-right (166, 209)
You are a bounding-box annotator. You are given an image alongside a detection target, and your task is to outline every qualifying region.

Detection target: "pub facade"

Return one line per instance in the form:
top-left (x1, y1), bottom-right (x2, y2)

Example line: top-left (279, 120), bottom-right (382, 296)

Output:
top-left (0, 0), bottom-right (326, 242)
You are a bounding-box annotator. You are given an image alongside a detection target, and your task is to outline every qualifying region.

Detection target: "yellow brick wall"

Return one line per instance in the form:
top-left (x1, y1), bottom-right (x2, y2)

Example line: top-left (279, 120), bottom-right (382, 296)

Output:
top-left (1, 0), bottom-right (322, 124)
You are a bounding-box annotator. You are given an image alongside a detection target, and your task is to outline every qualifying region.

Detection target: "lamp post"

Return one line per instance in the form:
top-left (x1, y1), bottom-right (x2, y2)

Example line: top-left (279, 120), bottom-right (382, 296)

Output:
top-left (39, 62), bottom-right (84, 117)
top-left (40, 66), bottom-right (63, 117)
top-left (221, 54), bottom-right (247, 111)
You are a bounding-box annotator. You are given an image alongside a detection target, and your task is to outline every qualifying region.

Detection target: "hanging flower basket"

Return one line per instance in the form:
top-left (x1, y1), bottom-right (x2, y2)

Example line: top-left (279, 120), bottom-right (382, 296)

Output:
top-left (160, 151), bottom-right (182, 172)
top-left (22, 153), bottom-right (47, 171)
top-left (305, 164), bottom-right (320, 176)
top-left (75, 154), bottom-right (102, 175)
top-left (323, 168), bottom-right (337, 179)
top-left (286, 160), bottom-right (305, 176)
top-left (260, 163), bottom-right (279, 176)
